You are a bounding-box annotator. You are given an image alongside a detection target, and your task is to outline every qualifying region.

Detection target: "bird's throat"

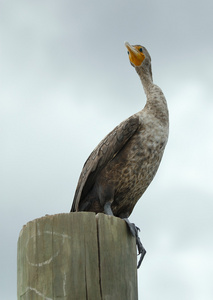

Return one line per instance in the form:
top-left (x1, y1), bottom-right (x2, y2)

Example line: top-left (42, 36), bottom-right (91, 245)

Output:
top-left (136, 66), bottom-right (154, 97)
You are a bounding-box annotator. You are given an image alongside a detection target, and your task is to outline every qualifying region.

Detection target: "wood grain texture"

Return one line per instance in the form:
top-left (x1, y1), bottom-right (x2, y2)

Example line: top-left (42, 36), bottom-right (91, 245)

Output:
top-left (97, 213), bottom-right (138, 300)
top-left (17, 213), bottom-right (138, 300)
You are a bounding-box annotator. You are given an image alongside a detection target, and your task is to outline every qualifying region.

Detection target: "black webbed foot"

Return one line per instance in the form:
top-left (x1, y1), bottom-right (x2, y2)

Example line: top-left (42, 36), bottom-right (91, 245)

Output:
top-left (135, 226), bottom-right (146, 268)
top-left (123, 218), bottom-right (146, 269)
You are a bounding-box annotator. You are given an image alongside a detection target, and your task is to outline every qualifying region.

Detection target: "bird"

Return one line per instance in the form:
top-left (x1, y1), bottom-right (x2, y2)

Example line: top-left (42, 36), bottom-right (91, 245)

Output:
top-left (70, 42), bottom-right (169, 268)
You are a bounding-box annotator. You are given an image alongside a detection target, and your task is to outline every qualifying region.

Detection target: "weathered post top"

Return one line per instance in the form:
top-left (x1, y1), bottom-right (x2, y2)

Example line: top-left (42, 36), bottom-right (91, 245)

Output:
top-left (17, 212), bottom-right (138, 300)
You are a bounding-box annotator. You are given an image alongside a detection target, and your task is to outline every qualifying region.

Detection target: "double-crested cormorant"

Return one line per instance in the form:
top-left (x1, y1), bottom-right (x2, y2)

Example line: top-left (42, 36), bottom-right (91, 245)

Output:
top-left (71, 42), bottom-right (169, 268)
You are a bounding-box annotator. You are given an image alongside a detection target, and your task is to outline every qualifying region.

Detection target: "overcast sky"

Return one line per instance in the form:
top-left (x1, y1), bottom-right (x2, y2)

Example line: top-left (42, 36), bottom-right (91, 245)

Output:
top-left (1, 0), bottom-right (213, 299)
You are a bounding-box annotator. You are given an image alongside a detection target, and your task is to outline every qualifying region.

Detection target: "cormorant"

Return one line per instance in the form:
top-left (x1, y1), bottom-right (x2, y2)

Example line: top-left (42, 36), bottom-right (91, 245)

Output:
top-left (71, 42), bottom-right (169, 268)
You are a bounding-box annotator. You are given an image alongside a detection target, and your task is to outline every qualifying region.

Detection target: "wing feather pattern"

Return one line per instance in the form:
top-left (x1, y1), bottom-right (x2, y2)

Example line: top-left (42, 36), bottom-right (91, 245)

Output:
top-left (71, 114), bottom-right (140, 211)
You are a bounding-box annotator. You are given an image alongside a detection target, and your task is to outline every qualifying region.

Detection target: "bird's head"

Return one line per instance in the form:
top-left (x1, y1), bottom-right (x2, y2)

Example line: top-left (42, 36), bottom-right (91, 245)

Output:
top-left (125, 42), bottom-right (151, 68)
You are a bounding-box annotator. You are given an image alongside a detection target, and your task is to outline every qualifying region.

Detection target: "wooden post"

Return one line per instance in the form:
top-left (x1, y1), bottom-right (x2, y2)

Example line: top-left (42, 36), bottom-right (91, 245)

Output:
top-left (17, 212), bottom-right (138, 300)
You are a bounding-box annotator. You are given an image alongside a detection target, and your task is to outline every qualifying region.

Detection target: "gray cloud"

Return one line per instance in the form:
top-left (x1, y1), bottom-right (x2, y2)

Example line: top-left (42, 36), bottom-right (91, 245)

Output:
top-left (1, 0), bottom-right (213, 298)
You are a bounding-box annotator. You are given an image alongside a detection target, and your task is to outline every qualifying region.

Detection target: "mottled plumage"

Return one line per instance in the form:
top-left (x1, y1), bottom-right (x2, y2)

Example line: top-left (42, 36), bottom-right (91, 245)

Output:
top-left (71, 44), bottom-right (169, 218)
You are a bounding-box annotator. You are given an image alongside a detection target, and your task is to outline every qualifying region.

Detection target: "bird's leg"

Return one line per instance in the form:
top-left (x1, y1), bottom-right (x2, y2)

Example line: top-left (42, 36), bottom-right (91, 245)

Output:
top-left (103, 201), bottom-right (114, 216)
top-left (123, 217), bottom-right (146, 269)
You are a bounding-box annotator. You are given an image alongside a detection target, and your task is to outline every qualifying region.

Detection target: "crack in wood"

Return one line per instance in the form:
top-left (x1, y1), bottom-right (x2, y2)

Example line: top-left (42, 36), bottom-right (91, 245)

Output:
top-left (96, 215), bottom-right (103, 300)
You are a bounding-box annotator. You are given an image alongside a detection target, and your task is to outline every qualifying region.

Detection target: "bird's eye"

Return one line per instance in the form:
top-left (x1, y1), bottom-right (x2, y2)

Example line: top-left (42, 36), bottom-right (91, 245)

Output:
top-left (139, 48), bottom-right (143, 52)
top-left (127, 51), bottom-right (129, 55)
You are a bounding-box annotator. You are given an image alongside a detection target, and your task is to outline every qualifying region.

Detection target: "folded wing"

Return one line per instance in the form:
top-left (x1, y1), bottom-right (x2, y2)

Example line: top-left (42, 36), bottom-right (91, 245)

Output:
top-left (70, 114), bottom-right (140, 212)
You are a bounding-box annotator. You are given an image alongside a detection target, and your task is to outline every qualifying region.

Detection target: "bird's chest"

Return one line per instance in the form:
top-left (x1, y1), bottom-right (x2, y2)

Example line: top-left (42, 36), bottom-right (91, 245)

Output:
top-left (112, 121), bottom-right (168, 202)
top-left (125, 121), bottom-right (167, 172)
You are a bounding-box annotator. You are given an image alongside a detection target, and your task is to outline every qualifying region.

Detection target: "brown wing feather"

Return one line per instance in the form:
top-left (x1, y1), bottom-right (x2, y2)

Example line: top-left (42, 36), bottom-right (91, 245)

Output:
top-left (70, 114), bottom-right (140, 212)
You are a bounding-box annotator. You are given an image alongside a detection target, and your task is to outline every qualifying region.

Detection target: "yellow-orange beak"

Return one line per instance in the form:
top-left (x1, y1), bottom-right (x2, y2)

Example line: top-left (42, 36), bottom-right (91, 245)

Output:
top-left (125, 42), bottom-right (145, 67)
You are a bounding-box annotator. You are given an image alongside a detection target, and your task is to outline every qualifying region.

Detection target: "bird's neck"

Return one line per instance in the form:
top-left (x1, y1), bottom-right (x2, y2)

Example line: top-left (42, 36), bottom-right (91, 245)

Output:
top-left (136, 66), bottom-right (169, 126)
top-left (136, 65), bottom-right (154, 97)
